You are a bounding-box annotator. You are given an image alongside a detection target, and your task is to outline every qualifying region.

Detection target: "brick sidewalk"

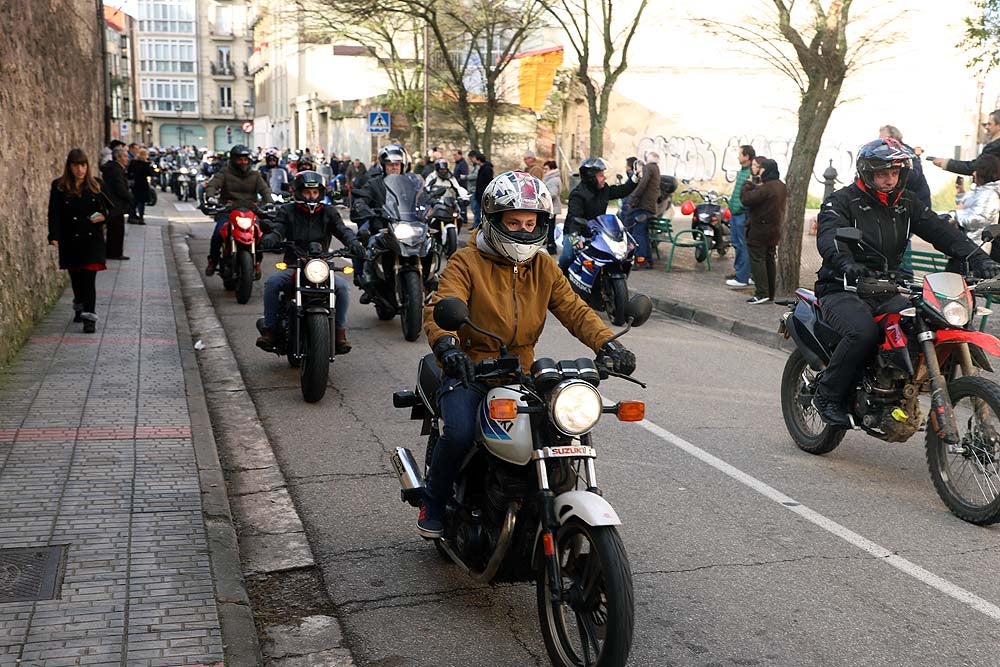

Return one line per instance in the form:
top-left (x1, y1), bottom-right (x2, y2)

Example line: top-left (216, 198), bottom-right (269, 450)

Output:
top-left (0, 220), bottom-right (227, 666)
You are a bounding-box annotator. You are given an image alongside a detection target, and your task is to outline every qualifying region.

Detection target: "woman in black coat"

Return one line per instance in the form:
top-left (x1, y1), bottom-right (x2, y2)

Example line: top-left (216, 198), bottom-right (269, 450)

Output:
top-left (48, 148), bottom-right (108, 333)
top-left (127, 147), bottom-right (155, 224)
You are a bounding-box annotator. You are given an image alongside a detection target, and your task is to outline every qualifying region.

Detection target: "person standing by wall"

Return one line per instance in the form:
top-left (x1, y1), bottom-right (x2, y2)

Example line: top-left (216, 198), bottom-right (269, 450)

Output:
top-left (127, 148), bottom-right (155, 225)
top-left (523, 150), bottom-right (544, 180)
top-left (466, 155), bottom-right (480, 229)
top-left (48, 148), bottom-right (108, 333)
top-left (100, 146), bottom-right (133, 260)
top-left (625, 152), bottom-right (660, 268)
top-left (741, 157), bottom-right (787, 304)
top-left (725, 145), bottom-right (755, 288)
top-left (542, 160), bottom-right (562, 254)
top-left (471, 150), bottom-right (494, 229)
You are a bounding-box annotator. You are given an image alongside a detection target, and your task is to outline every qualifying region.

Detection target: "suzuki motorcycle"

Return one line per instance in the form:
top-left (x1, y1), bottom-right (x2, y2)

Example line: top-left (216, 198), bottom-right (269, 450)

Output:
top-left (256, 244), bottom-right (353, 403)
top-left (679, 184), bottom-right (731, 262)
top-left (779, 226), bottom-right (1000, 524)
top-left (424, 184), bottom-right (465, 257)
top-left (566, 214), bottom-right (636, 326)
top-left (201, 202), bottom-right (272, 304)
top-left (364, 174), bottom-right (444, 342)
top-left (392, 294), bottom-right (653, 667)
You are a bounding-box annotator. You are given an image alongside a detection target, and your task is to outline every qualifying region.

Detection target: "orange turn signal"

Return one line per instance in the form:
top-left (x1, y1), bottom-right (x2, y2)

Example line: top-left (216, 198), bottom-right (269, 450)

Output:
top-left (616, 401), bottom-right (645, 422)
top-left (583, 260), bottom-right (595, 272)
top-left (275, 262), bottom-right (288, 270)
top-left (343, 266), bottom-right (354, 274)
top-left (489, 398), bottom-right (518, 420)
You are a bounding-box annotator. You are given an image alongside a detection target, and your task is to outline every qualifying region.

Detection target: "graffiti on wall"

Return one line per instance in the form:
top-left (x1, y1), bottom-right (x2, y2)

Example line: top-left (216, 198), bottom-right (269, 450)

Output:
top-left (636, 134), bottom-right (856, 187)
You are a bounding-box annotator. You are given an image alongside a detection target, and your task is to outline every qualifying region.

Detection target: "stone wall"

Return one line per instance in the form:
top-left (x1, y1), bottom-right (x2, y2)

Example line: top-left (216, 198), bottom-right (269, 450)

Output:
top-left (0, 0), bottom-right (104, 366)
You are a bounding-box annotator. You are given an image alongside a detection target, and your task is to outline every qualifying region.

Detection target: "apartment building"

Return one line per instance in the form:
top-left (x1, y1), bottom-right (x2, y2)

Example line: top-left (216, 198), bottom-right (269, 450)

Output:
top-left (137, 0), bottom-right (256, 150)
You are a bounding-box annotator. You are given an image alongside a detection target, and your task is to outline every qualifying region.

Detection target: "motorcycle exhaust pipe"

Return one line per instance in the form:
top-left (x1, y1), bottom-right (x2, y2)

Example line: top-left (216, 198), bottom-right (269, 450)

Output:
top-left (392, 447), bottom-right (425, 507)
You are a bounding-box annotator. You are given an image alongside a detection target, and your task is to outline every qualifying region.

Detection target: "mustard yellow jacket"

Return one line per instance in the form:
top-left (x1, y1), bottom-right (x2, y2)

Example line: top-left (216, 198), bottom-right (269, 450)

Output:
top-left (424, 235), bottom-right (615, 370)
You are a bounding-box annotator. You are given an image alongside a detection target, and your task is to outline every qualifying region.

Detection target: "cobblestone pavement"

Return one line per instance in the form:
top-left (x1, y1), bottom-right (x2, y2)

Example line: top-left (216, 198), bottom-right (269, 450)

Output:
top-left (0, 219), bottom-right (228, 667)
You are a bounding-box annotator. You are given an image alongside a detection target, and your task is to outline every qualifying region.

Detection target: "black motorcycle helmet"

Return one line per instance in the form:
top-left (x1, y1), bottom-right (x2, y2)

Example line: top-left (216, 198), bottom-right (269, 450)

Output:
top-left (855, 137), bottom-right (914, 206)
top-left (578, 157), bottom-right (608, 188)
top-left (434, 158), bottom-right (451, 180)
top-left (293, 170), bottom-right (326, 213)
top-left (230, 144), bottom-right (252, 175)
top-left (377, 143), bottom-right (409, 174)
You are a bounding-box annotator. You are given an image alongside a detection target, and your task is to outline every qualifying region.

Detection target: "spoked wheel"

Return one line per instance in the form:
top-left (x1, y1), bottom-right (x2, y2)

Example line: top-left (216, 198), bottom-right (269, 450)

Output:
top-left (780, 349), bottom-right (845, 454)
top-left (927, 376), bottom-right (1000, 524)
top-left (538, 521), bottom-right (633, 667)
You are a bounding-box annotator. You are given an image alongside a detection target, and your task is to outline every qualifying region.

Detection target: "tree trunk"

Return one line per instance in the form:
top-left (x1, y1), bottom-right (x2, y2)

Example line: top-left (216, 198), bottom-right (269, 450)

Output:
top-left (777, 82), bottom-right (842, 295)
top-left (587, 95), bottom-right (604, 156)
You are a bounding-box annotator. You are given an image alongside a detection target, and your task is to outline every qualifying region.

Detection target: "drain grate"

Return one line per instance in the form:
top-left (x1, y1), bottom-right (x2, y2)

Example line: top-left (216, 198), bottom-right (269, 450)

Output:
top-left (0, 546), bottom-right (67, 603)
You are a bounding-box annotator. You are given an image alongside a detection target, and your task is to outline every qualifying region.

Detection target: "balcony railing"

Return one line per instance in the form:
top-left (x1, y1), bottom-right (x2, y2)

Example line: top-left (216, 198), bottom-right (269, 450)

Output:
top-left (210, 62), bottom-right (235, 77)
top-left (208, 23), bottom-right (235, 39)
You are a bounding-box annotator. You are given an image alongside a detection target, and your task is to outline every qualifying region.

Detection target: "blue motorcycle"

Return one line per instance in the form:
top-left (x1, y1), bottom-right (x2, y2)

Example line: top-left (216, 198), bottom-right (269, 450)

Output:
top-left (566, 214), bottom-right (636, 325)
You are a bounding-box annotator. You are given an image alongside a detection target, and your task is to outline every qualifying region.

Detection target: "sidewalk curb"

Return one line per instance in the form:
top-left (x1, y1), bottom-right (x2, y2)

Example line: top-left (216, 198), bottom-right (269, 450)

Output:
top-left (163, 225), bottom-right (262, 666)
top-left (648, 293), bottom-right (797, 352)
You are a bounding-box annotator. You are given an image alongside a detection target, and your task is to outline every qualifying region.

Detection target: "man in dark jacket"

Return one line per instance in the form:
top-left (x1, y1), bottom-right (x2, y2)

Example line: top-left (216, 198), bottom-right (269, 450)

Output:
top-left (470, 150), bottom-right (494, 228)
top-left (625, 152), bottom-right (661, 268)
top-left (741, 157), bottom-right (786, 304)
top-left (931, 110), bottom-right (1000, 177)
top-left (100, 146), bottom-right (133, 260)
top-left (559, 157), bottom-right (638, 270)
top-left (812, 138), bottom-right (1000, 427)
top-left (204, 144), bottom-right (272, 275)
top-left (257, 170), bottom-right (364, 354)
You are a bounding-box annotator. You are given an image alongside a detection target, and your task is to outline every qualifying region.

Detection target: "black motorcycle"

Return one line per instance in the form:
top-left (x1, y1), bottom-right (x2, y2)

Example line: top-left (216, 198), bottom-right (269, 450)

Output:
top-left (392, 295), bottom-right (653, 667)
top-left (363, 174), bottom-right (444, 341)
top-left (424, 184), bottom-right (466, 257)
top-left (678, 184), bottom-right (731, 262)
top-left (256, 244), bottom-right (354, 403)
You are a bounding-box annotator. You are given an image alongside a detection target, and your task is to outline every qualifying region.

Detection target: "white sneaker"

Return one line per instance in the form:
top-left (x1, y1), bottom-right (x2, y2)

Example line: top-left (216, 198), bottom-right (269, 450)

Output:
top-left (746, 296), bottom-right (770, 305)
top-left (726, 279), bottom-right (749, 288)
top-left (749, 278), bottom-right (755, 285)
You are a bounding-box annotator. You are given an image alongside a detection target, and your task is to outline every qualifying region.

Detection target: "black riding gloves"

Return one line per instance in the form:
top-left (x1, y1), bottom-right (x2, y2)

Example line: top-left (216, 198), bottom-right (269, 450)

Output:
top-left (970, 252), bottom-right (1000, 279)
top-left (598, 340), bottom-right (637, 376)
top-left (835, 255), bottom-right (870, 284)
top-left (434, 336), bottom-right (476, 388)
top-left (261, 232), bottom-right (282, 250)
top-left (349, 239), bottom-right (366, 260)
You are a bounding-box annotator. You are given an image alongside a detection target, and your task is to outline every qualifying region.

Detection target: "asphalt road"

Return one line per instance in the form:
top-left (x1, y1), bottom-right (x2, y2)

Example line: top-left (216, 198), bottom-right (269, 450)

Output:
top-left (174, 208), bottom-right (1000, 667)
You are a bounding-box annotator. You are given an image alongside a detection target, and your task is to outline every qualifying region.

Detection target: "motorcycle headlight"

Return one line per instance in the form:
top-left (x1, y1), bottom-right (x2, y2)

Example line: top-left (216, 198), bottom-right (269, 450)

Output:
top-left (303, 259), bottom-right (331, 284)
top-left (943, 301), bottom-right (970, 326)
top-left (180, 167), bottom-right (189, 175)
top-left (550, 380), bottom-right (603, 436)
top-left (235, 216), bottom-right (253, 230)
top-left (394, 223), bottom-right (418, 242)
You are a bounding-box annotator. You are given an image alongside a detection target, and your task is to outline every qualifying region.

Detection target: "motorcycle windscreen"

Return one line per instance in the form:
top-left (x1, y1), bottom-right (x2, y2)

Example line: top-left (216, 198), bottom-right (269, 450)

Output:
top-left (383, 174), bottom-right (423, 224)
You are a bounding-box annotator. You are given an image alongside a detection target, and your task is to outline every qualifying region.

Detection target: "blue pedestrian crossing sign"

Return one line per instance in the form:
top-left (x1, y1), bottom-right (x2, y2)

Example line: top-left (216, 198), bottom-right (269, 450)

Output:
top-left (368, 111), bottom-right (391, 134)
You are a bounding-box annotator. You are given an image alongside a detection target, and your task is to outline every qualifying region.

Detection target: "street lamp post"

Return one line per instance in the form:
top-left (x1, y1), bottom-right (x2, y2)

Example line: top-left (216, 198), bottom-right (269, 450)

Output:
top-left (174, 103), bottom-right (183, 148)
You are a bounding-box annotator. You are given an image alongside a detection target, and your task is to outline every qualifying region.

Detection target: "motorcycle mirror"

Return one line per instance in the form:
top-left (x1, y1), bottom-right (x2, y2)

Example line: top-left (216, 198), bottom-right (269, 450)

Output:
top-left (433, 297), bottom-right (470, 332)
top-left (625, 295), bottom-right (653, 327)
top-left (835, 227), bottom-right (863, 244)
top-left (680, 200), bottom-right (695, 216)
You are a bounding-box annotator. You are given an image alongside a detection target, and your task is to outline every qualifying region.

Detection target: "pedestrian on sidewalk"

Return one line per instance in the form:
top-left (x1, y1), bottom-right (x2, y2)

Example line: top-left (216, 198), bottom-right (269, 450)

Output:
top-left (741, 157), bottom-right (786, 304)
top-left (100, 146), bottom-right (133, 260)
top-left (127, 148), bottom-right (155, 225)
top-left (726, 144), bottom-right (755, 289)
top-left (48, 148), bottom-right (108, 333)
top-left (542, 160), bottom-right (562, 254)
top-left (471, 150), bottom-right (494, 229)
top-left (954, 153), bottom-right (1000, 261)
top-left (624, 151), bottom-right (660, 268)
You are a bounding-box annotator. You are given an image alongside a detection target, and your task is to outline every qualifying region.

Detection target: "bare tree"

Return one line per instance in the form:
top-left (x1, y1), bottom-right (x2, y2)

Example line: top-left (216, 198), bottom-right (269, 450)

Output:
top-left (539, 0), bottom-right (648, 156)
top-left (962, 0), bottom-right (1000, 72)
top-left (698, 1), bottom-right (891, 294)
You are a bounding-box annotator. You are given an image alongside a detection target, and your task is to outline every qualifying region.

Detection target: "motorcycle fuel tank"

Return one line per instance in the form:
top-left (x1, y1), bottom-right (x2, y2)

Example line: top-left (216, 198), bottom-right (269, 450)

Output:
top-left (476, 386), bottom-right (534, 466)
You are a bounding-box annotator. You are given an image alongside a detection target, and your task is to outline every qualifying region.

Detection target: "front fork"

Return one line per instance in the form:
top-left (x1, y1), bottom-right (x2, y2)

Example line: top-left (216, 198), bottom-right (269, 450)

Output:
top-left (920, 326), bottom-right (961, 446)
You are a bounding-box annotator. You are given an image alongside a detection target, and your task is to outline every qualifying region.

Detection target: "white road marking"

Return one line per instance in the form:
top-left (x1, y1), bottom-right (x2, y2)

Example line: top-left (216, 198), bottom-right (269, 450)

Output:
top-left (638, 418), bottom-right (1000, 622)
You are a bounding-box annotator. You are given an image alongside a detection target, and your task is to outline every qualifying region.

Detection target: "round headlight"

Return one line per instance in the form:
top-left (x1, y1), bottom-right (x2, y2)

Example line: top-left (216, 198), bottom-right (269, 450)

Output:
top-left (550, 380), bottom-right (603, 436)
top-left (943, 301), bottom-right (970, 326)
top-left (394, 223), bottom-right (418, 241)
top-left (235, 216), bottom-right (253, 230)
top-left (303, 259), bottom-right (331, 284)
top-left (180, 167), bottom-right (189, 174)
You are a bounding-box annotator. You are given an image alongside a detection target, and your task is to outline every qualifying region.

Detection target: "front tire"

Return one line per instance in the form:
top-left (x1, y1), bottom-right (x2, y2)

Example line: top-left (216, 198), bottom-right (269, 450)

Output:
top-left (780, 349), bottom-right (845, 455)
top-left (445, 227), bottom-right (458, 257)
top-left (538, 521), bottom-right (633, 667)
top-left (926, 376), bottom-right (1000, 524)
top-left (400, 271), bottom-right (423, 342)
top-left (602, 275), bottom-right (629, 326)
top-left (235, 250), bottom-right (254, 304)
top-left (300, 313), bottom-right (330, 403)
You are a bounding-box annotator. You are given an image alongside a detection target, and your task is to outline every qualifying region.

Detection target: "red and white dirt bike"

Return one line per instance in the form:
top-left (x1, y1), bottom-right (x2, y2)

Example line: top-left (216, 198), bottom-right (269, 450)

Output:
top-left (779, 226), bottom-right (1000, 524)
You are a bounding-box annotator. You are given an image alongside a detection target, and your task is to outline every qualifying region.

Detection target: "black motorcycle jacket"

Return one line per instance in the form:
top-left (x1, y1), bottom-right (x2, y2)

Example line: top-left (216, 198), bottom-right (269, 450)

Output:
top-left (565, 179), bottom-right (637, 236)
top-left (350, 173), bottom-right (389, 232)
top-left (271, 202), bottom-right (356, 265)
top-left (816, 181), bottom-right (983, 296)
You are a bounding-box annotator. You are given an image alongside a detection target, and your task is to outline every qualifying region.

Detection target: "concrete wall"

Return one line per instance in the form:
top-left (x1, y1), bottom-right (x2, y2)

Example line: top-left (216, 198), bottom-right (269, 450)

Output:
top-left (0, 0), bottom-right (104, 366)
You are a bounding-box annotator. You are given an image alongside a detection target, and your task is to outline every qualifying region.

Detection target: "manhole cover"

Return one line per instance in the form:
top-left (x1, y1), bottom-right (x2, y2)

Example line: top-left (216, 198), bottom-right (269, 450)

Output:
top-left (0, 546), bottom-right (67, 603)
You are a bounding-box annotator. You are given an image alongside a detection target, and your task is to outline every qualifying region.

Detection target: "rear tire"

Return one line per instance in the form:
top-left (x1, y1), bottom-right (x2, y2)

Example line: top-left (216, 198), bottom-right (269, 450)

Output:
top-left (780, 349), bottom-right (845, 455)
top-left (236, 250), bottom-right (254, 304)
top-left (400, 271), bottom-right (423, 342)
top-left (300, 313), bottom-right (330, 403)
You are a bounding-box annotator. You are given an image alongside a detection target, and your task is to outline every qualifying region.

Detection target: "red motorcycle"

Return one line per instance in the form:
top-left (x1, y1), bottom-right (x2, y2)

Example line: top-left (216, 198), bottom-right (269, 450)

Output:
top-left (779, 226), bottom-right (1000, 524)
top-left (203, 202), bottom-right (274, 304)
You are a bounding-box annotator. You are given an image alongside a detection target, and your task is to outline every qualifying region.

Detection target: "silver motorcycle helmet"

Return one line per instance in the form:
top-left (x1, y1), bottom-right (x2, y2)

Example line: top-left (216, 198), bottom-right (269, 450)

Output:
top-left (480, 171), bottom-right (553, 264)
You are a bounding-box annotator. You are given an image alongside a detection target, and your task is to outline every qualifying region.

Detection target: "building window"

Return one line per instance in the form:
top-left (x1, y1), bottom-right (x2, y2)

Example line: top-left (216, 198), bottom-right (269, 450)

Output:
top-left (140, 77), bottom-right (197, 113)
top-left (216, 46), bottom-right (231, 68)
top-left (139, 38), bottom-right (196, 74)
top-left (215, 5), bottom-right (233, 34)
top-left (219, 86), bottom-right (233, 112)
top-left (138, 0), bottom-right (196, 34)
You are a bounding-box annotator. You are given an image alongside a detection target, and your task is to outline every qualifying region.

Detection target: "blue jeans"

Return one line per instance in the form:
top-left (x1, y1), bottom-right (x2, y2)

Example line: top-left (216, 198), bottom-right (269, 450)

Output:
top-left (470, 198), bottom-right (482, 229)
top-left (424, 377), bottom-right (485, 514)
top-left (729, 212), bottom-right (749, 283)
top-left (558, 233), bottom-right (576, 271)
top-left (625, 209), bottom-right (652, 263)
top-left (263, 268), bottom-right (349, 330)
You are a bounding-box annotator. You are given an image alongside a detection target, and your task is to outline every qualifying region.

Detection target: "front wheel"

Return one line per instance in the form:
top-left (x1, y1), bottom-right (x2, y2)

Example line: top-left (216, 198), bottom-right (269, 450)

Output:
top-left (926, 376), bottom-right (1000, 524)
top-left (602, 275), bottom-right (629, 326)
top-left (538, 521), bottom-right (633, 667)
top-left (399, 270), bottom-right (423, 342)
top-left (444, 227), bottom-right (458, 257)
top-left (300, 313), bottom-right (330, 402)
top-left (780, 349), bottom-right (845, 455)
top-left (235, 250), bottom-right (254, 304)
